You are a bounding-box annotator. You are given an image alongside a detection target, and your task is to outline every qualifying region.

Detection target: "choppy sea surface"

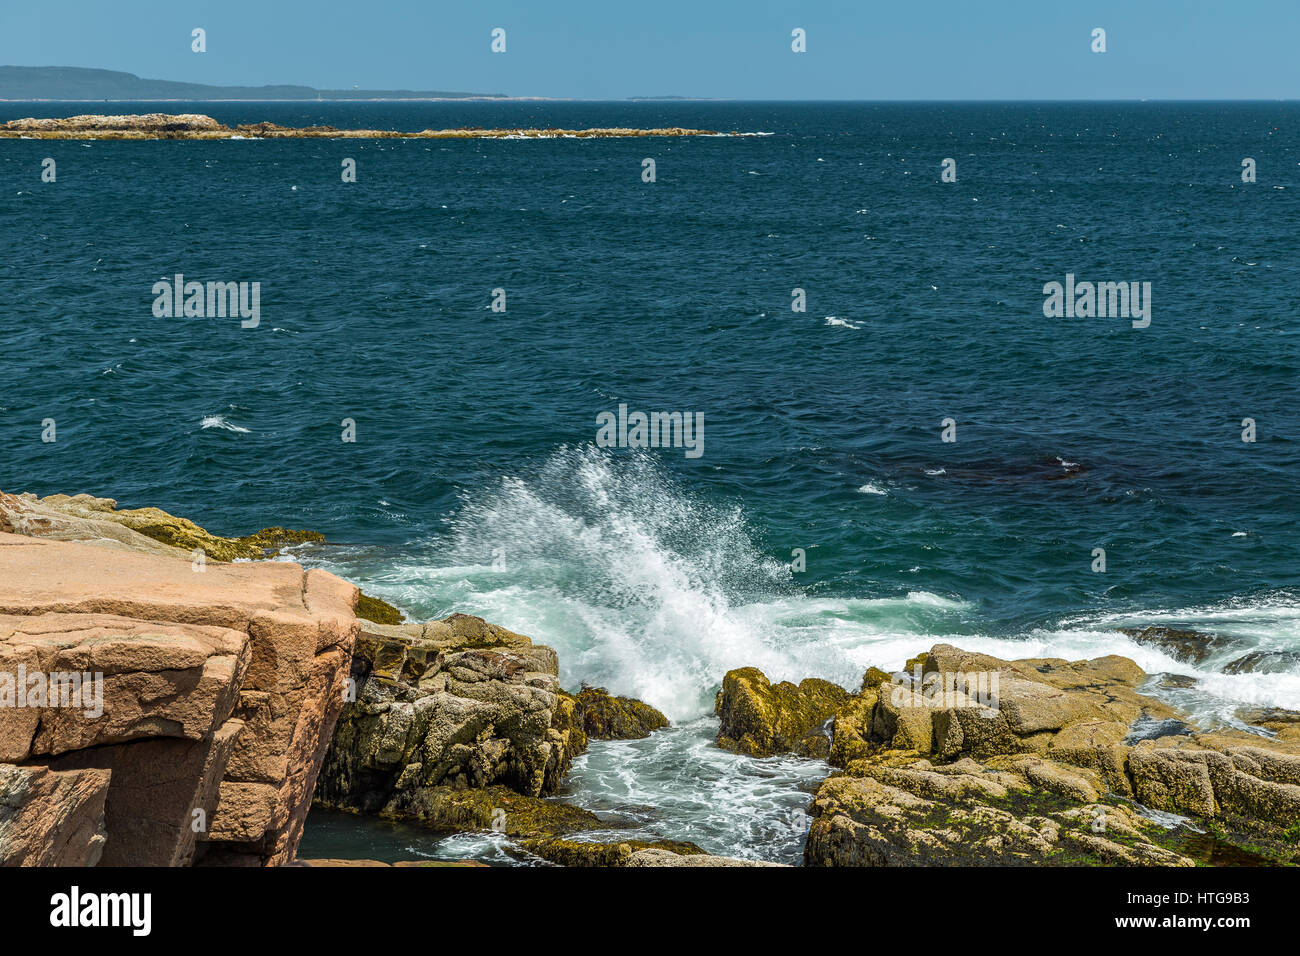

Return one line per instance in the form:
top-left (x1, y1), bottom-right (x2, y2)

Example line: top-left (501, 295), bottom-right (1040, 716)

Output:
top-left (2, 102), bottom-right (1297, 864)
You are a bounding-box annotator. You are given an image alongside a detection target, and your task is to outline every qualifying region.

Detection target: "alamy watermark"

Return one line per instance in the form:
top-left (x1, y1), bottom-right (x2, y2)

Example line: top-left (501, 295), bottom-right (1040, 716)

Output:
top-left (1042, 274), bottom-right (1151, 328)
top-left (1, 666), bottom-right (104, 718)
top-left (596, 404), bottom-right (704, 458)
top-left (152, 274), bottom-right (260, 328)
top-left (889, 666), bottom-right (999, 715)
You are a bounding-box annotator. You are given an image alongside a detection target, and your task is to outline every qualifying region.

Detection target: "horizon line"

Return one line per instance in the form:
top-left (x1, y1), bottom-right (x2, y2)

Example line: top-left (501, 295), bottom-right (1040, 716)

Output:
top-left (4, 97), bottom-right (1300, 104)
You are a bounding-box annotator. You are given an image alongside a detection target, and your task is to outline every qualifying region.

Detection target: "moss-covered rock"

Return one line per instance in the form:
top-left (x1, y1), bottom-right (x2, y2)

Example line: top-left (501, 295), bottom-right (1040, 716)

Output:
top-left (714, 667), bottom-right (851, 758)
top-left (356, 591), bottom-right (404, 624)
top-left (804, 756), bottom-right (1194, 867)
top-left (0, 491), bottom-right (325, 561)
top-left (574, 686), bottom-right (669, 739)
top-left (520, 837), bottom-right (706, 867)
top-left (380, 785), bottom-right (604, 840)
top-left (237, 526), bottom-right (327, 553)
top-left (804, 643), bottom-right (1300, 866)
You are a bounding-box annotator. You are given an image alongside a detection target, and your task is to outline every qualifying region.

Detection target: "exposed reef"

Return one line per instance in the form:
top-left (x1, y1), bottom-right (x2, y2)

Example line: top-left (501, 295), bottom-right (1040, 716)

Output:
top-left (0, 113), bottom-right (726, 140)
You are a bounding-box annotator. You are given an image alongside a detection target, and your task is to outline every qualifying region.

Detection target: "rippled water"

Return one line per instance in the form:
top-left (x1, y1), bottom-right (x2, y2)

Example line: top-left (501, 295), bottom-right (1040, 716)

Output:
top-left (4, 101), bottom-right (1298, 863)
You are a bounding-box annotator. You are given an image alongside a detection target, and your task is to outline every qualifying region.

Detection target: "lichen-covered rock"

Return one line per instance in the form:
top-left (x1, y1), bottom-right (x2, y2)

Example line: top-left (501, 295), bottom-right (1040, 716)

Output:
top-left (378, 784), bottom-right (603, 839)
top-left (0, 491), bottom-right (322, 562)
top-left (314, 615), bottom-right (587, 815)
top-left (714, 667), bottom-right (851, 757)
top-left (1128, 734), bottom-right (1300, 842)
top-left (801, 643), bottom-right (1300, 866)
top-left (574, 686), bottom-right (669, 739)
top-left (520, 837), bottom-right (706, 867)
top-left (804, 755), bottom-right (1194, 867)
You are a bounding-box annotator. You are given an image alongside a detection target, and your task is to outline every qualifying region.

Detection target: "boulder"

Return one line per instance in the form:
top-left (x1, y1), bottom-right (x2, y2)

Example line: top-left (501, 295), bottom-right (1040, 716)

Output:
top-left (714, 667), bottom-right (851, 757)
top-left (314, 615), bottom-right (587, 813)
top-left (0, 509), bottom-right (358, 866)
top-left (574, 686), bottom-right (669, 739)
top-left (804, 755), bottom-right (1193, 867)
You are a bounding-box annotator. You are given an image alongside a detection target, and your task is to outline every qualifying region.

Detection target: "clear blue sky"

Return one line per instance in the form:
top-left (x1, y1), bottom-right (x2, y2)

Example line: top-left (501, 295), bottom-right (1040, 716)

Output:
top-left (1, 0), bottom-right (1294, 99)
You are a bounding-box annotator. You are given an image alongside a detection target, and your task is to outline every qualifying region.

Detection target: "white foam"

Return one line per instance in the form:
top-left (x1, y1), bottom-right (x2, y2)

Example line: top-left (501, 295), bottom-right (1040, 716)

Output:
top-left (302, 449), bottom-right (1300, 727)
top-left (200, 415), bottom-right (250, 433)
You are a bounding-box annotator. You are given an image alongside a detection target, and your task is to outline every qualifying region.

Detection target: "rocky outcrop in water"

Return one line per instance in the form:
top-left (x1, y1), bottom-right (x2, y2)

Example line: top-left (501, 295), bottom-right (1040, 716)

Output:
top-left (314, 614), bottom-right (588, 810)
top-left (1118, 626), bottom-right (1231, 665)
top-left (0, 113), bottom-right (724, 140)
top-left (309, 614), bottom-right (707, 863)
top-left (781, 643), bottom-right (1300, 866)
top-left (714, 666), bottom-right (851, 758)
top-left (0, 490), bottom-right (358, 866)
top-left (575, 685), bottom-right (669, 739)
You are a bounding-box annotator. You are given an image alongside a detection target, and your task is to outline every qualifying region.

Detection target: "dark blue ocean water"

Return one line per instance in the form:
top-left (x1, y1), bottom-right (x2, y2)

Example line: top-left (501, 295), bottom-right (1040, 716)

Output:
top-left (2, 102), bottom-right (1298, 859)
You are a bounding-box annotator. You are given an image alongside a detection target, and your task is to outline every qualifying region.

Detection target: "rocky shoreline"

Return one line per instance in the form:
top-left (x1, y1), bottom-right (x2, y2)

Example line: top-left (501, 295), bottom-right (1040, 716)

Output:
top-left (2, 489), bottom-right (1297, 867)
top-left (715, 648), bottom-right (1300, 865)
top-left (0, 113), bottom-right (724, 140)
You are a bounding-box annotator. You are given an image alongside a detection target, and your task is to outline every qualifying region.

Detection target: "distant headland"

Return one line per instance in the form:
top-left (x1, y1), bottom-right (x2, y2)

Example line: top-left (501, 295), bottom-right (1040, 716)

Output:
top-left (0, 66), bottom-right (509, 101)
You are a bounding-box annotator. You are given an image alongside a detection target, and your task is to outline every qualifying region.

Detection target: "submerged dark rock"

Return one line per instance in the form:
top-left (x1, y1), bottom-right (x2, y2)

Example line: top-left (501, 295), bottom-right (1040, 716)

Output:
top-left (1118, 626), bottom-right (1232, 665)
top-left (1124, 715), bottom-right (1193, 744)
top-left (1223, 650), bottom-right (1300, 674)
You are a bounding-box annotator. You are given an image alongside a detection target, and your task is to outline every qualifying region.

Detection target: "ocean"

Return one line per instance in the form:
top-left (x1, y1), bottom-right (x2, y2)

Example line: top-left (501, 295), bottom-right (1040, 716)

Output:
top-left (2, 101), bottom-right (1297, 863)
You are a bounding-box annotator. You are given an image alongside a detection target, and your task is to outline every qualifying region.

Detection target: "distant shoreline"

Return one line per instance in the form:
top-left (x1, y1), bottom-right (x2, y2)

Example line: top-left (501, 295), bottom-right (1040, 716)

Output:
top-left (0, 97), bottom-right (723, 104)
top-left (0, 97), bottom-right (557, 104)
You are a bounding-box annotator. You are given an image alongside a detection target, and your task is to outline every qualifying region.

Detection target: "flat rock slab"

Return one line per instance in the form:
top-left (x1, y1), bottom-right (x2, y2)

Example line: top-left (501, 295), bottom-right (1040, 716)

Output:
top-left (0, 531), bottom-right (358, 866)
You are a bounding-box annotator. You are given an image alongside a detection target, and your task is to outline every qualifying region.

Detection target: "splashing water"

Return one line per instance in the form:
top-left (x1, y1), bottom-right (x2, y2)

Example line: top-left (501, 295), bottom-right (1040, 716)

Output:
top-left (297, 446), bottom-right (1300, 862)
top-left (317, 446), bottom-right (980, 719)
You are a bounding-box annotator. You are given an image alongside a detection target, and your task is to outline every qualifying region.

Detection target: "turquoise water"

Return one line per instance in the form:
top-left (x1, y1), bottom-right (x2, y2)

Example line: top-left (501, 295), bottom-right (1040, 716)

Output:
top-left (3, 102), bottom-right (1297, 861)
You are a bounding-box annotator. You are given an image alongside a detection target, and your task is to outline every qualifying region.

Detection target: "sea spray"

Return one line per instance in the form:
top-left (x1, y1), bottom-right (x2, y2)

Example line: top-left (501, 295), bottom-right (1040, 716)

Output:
top-left (296, 447), bottom-right (1300, 727)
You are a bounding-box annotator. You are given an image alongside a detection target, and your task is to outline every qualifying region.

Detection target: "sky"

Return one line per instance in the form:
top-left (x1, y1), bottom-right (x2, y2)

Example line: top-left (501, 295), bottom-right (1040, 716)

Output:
top-left (1, 1), bottom-right (1295, 100)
